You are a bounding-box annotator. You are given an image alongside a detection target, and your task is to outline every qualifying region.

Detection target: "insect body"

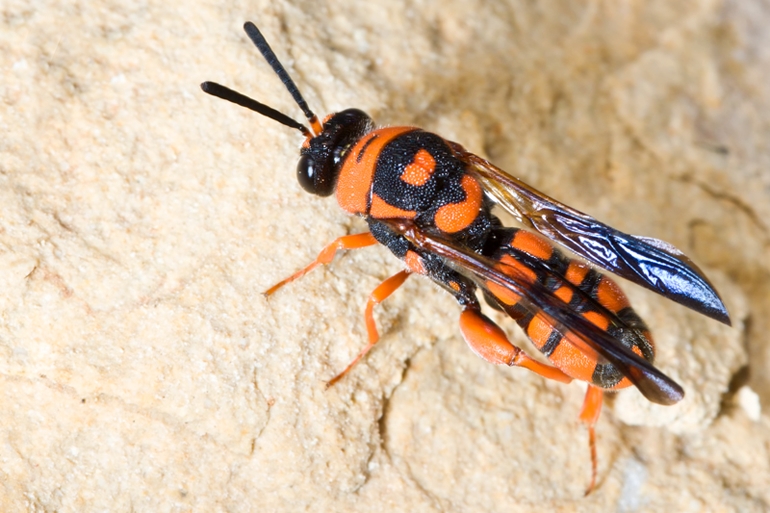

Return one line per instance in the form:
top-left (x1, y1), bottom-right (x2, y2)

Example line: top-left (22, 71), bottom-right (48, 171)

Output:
top-left (202, 22), bottom-right (730, 494)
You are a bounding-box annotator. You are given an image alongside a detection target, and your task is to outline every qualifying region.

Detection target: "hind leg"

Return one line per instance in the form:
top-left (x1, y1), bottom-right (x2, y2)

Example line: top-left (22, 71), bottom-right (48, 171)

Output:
top-left (459, 307), bottom-right (573, 383)
top-left (579, 385), bottom-right (604, 496)
top-left (461, 306), bottom-right (604, 495)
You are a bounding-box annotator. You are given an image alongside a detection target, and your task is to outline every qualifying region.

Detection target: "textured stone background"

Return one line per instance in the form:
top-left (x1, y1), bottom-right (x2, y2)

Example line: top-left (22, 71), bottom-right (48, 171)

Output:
top-left (1, 0), bottom-right (769, 511)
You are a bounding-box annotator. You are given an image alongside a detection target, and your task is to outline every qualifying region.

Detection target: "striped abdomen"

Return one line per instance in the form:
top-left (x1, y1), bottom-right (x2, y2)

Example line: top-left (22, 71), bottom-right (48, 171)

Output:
top-left (484, 228), bottom-right (655, 390)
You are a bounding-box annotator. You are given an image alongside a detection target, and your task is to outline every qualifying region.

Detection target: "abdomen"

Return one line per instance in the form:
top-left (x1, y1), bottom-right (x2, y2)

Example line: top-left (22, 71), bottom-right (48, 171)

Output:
top-left (484, 227), bottom-right (655, 390)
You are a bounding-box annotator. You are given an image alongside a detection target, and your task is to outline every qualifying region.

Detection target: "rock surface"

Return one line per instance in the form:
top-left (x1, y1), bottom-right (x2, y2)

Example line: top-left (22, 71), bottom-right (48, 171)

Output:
top-left (1, 0), bottom-right (768, 511)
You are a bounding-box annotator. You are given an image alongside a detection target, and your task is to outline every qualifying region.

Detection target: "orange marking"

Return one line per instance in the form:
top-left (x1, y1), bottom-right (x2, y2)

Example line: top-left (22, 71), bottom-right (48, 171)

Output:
top-left (499, 255), bottom-right (538, 284)
top-left (449, 281), bottom-right (461, 292)
top-left (527, 313), bottom-right (555, 349)
top-left (434, 175), bottom-right (483, 233)
top-left (486, 281), bottom-right (521, 306)
top-left (554, 285), bottom-right (573, 304)
top-left (370, 193), bottom-right (417, 220)
top-left (511, 230), bottom-right (553, 260)
top-left (401, 149), bottom-right (435, 186)
top-left (548, 334), bottom-right (596, 383)
top-left (595, 277), bottom-right (630, 313)
top-left (582, 311), bottom-right (610, 331)
top-left (336, 126), bottom-right (418, 215)
top-left (404, 250), bottom-right (426, 275)
top-left (565, 261), bottom-right (590, 286)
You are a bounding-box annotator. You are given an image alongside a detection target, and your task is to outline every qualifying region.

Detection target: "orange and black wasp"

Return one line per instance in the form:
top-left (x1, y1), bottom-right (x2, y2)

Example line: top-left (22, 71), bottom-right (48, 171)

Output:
top-left (201, 22), bottom-right (730, 494)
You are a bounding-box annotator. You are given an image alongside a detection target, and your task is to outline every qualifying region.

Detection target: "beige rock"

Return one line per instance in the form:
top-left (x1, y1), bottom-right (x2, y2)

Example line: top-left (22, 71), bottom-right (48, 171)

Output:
top-left (1, 0), bottom-right (768, 511)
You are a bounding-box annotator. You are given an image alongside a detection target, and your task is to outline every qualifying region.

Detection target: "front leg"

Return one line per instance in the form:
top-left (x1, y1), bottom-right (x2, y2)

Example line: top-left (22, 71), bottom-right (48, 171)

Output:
top-left (264, 232), bottom-right (378, 296)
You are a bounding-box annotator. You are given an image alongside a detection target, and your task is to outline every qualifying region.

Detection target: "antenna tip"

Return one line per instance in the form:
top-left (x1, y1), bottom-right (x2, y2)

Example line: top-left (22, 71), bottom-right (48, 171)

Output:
top-left (200, 81), bottom-right (212, 92)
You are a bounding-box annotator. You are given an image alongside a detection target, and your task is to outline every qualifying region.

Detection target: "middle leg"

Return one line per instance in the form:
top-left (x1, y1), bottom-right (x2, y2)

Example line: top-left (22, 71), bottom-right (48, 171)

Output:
top-left (326, 269), bottom-right (411, 387)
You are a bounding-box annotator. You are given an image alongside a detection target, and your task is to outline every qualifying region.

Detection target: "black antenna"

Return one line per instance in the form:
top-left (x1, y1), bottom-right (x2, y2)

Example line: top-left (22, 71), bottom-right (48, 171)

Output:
top-left (242, 22), bottom-right (322, 135)
top-left (200, 21), bottom-right (322, 137)
top-left (200, 81), bottom-right (310, 137)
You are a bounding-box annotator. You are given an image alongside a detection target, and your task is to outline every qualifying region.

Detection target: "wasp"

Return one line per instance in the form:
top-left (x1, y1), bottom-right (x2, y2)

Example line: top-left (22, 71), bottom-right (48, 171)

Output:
top-left (201, 22), bottom-right (730, 494)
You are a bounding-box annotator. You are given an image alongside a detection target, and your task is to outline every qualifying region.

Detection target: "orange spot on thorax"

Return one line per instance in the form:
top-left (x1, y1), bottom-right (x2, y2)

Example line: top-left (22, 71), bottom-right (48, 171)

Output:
top-left (400, 149), bottom-right (436, 186)
top-left (434, 175), bottom-right (483, 234)
top-left (370, 194), bottom-right (417, 220)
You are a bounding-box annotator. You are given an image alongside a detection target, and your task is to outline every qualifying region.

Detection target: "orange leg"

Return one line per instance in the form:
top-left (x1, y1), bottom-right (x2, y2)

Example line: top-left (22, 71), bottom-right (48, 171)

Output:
top-left (327, 270), bottom-right (411, 387)
top-left (264, 232), bottom-right (378, 296)
top-left (460, 307), bottom-right (606, 494)
top-left (459, 308), bottom-right (573, 383)
top-left (579, 385), bottom-right (604, 496)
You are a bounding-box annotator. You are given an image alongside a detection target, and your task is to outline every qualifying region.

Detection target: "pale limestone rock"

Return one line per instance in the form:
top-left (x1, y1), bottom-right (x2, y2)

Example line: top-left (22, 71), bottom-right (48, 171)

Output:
top-left (1, 0), bottom-right (769, 511)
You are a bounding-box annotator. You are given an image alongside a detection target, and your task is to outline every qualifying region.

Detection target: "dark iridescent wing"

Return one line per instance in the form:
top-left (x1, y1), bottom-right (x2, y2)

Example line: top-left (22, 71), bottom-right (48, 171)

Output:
top-left (383, 219), bottom-right (685, 406)
top-left (455, 148), bottom-right (730, 326)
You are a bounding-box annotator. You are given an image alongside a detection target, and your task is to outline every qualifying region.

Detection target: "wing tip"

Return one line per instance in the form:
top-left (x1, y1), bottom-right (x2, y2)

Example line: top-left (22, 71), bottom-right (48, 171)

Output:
top-left (636, 373), bottom-right (685, 405)
top-left (710, 307), bottom-right (732, 327)
top-left (681, 291), bottom-right (731, 326)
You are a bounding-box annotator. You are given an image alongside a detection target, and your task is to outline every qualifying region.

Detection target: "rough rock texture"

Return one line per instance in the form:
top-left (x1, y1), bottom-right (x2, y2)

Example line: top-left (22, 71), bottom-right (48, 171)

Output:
top-left (1, 0), bottom-right (768, 511)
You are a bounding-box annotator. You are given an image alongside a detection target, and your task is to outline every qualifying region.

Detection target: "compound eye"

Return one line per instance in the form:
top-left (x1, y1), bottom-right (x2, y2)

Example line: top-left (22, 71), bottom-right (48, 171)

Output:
top-left (297, 154), bottom-right (335, 196)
